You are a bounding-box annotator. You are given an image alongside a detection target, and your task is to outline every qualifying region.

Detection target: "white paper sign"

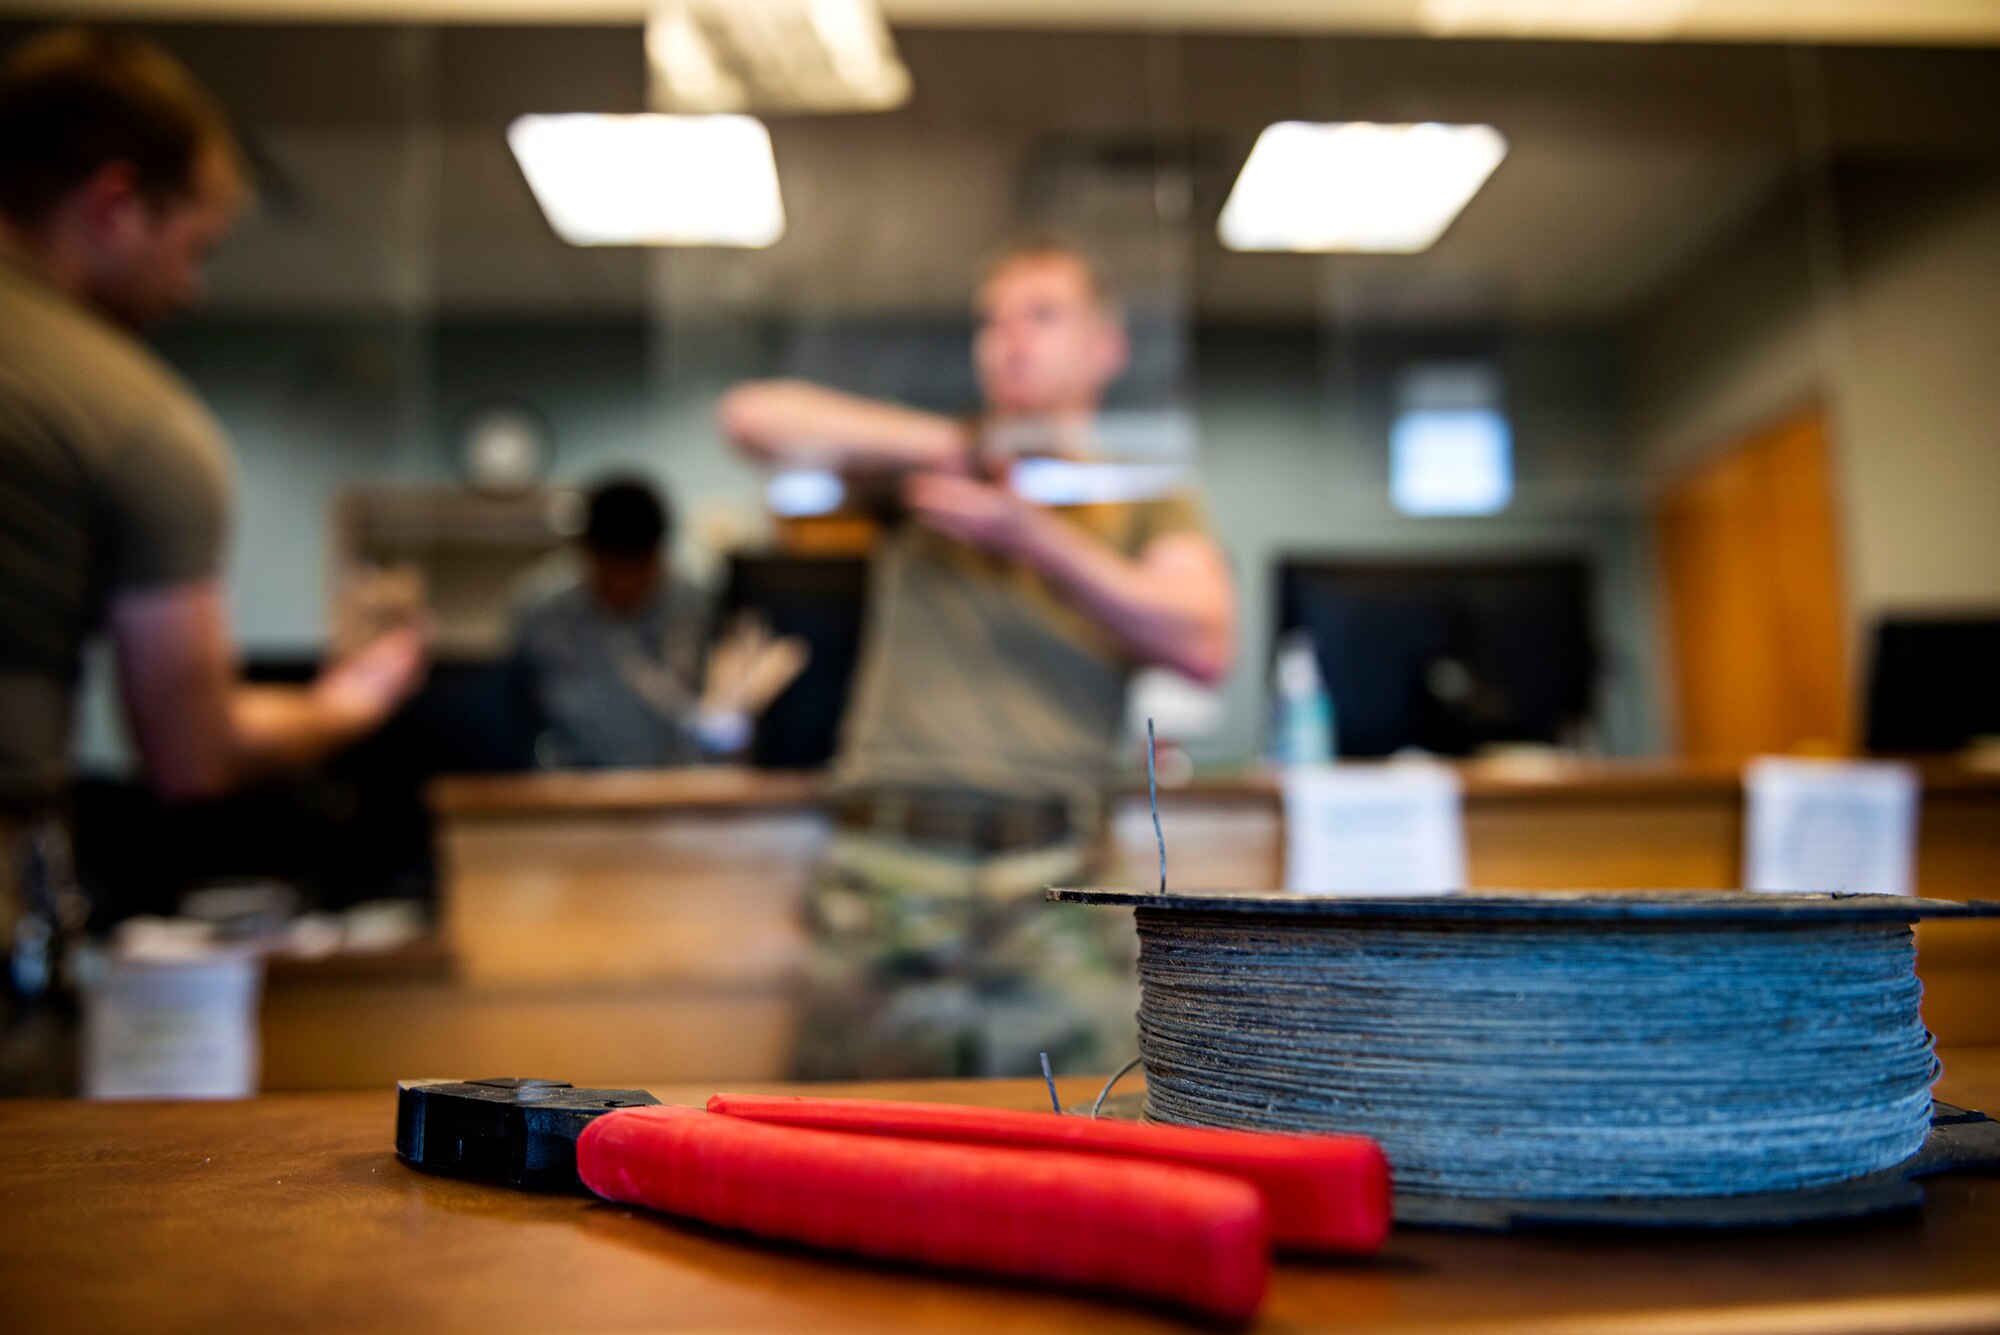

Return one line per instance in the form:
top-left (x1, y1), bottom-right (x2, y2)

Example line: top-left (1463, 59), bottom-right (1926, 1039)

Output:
top-left (1743, 758), bottom-right (1920, 897)
top-left (1283, 763), bottom-right (1467, 895)
top-left (83, 952), bottom-right (264, 1099)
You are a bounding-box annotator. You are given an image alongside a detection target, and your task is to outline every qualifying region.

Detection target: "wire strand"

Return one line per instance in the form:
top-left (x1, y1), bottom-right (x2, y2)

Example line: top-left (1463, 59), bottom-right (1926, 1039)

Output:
top-left (1147, 718), bottom-right (1166, 894)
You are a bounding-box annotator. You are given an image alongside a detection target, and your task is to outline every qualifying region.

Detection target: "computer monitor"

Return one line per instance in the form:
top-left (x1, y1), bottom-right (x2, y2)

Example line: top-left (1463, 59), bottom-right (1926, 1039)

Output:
top-left (1864, 615), bottom-right (2000, 753)
top-left (717, 554), bottom-right (871, 768)
top-left (1274, 556), bottom-right (1596, 757)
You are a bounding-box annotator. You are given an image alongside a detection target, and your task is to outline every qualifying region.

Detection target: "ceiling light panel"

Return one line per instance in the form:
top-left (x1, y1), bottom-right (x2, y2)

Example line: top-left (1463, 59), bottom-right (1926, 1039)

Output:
top-left (647, 0), bottom-right (911, 114)
top-left (1218, 121), bottom-right (1508, 255)
top-left (507, 113), bottom-right (786, 248)
top-left (1419, 0), bottom-right (1703, 40)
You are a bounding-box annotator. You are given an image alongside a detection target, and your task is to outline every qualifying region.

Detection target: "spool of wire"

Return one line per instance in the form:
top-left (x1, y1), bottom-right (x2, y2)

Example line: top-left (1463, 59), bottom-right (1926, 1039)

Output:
top-left (1050, 888), bottom-right (1996, 1203)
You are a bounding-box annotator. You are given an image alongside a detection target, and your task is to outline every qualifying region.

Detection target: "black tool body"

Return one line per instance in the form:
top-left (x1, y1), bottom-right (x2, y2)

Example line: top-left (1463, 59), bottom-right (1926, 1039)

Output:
top-left (395, 1078), bottom-right (659, 1189)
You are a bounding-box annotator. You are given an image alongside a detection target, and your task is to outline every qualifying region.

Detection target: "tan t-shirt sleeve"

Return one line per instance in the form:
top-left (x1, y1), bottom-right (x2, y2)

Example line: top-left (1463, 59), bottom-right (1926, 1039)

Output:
top-left (1127, 487), bottom-right (1214, 554)
top-left (99, 396), bottom-right (232, 594)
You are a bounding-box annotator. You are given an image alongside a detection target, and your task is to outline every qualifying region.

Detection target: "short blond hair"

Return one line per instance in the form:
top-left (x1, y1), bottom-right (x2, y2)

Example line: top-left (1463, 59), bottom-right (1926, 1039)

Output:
top-left (976, 230), bottom-right (1117, 314)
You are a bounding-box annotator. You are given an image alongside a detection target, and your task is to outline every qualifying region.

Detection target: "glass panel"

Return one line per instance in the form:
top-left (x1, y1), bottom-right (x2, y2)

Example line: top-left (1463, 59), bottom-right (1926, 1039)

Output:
top-left (8, 15), bottom-right (1990, 773)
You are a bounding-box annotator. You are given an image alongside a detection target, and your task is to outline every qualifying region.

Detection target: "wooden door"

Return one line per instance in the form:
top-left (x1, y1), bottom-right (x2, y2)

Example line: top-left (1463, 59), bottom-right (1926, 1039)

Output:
top-left (1655, 406), bottom-right (1851, 762)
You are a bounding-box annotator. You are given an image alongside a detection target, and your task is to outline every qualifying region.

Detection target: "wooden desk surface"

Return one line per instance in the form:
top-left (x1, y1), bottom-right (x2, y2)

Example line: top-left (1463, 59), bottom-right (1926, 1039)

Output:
top-left (5, 1054), bottom-right (1999, 1335)
top-left (429, 759), bottom-right (2000, 816)
top-left (431, 765), bottom-right (826, 816)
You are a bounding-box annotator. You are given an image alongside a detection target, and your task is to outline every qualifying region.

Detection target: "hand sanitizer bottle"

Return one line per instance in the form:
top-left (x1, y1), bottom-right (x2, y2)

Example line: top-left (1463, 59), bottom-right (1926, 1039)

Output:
top-left (1274, 631), bottom-right (1334, 765)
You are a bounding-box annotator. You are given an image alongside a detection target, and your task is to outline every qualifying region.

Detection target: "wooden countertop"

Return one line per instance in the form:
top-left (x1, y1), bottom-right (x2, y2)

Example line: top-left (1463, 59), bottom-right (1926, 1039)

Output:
top-left (432, 765), bottom-right (826, 815)
top-left (5, 1053), bottom-right (1999, 1334)
top-left (430, 758), bottom-right (2000, 816)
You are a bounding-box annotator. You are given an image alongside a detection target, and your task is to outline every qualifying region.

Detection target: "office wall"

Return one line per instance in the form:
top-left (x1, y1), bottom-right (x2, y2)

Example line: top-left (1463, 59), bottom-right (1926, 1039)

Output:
top-left (151, 317), bottom-right (710, 653)
top-left (1629, 169), bottom-right (2000, 633)
top-left (1834, 172), bottom-right (2000, 615)
top-left (1191, 327), bottom-right (1657, 762)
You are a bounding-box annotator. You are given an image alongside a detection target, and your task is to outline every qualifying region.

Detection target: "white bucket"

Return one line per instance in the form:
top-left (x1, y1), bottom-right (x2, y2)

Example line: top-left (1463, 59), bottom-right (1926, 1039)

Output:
top-left (82, 950), bottom-right (265, 1099)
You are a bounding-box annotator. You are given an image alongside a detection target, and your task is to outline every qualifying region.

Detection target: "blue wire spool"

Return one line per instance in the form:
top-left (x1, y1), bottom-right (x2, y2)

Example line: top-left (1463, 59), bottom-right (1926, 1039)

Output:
top-left (1050, 888), bottom-right (2000, 1221)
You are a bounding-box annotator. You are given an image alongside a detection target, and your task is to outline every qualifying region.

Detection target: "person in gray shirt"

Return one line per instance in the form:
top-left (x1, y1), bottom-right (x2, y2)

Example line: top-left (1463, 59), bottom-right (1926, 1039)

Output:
top-left (510, 477), bottom-right (805, 769)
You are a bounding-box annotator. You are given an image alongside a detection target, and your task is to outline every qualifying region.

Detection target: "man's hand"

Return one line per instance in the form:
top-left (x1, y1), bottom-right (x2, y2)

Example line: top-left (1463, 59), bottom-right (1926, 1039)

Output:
top-left (312, 624), bottom-right (430, 732)
top-left (903, 470), bottom-right (1234, 683)
top-left (330, 563), bottom-right (428, 659)
top-left (700, 614), bottom-right (810, 720)
top-left (112, 580), bottom-right (433, 802)
top-left (904, 472), bottom-right (1043, 557)
top-left (691, 614), bottom-right (810, 755)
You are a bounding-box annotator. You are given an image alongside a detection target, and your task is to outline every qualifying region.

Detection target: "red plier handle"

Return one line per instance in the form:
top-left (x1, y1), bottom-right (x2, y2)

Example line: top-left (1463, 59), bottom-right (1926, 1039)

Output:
top-left (577, 1094), bottom-right (1391, 1322)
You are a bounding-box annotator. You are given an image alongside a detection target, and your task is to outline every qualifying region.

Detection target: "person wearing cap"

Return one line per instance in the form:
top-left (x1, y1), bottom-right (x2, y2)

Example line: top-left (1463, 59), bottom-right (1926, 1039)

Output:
top-left (508, 476), bottom-right (806, 769)
top-left (721, 234), bottom-right (1237, 1078)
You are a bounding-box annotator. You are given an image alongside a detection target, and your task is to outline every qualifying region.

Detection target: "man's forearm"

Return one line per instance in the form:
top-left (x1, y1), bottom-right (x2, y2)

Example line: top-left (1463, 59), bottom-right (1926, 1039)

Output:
top-left (718, 380), bottom-right (971, 474)
top-left (114, 583), bottom-right (424, 802)
top-left (224, 686), bottom-right (382, 784)
top-left (138, 685), bottom-right (391, 802)
top-left (1013, 514), bottom-right (1236, 685)
top-left (125, 684), bottom-right (364, 802)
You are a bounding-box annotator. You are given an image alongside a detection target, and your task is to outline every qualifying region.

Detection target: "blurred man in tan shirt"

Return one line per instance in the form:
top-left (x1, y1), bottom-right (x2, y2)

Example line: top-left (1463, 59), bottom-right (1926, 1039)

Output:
top-left (723, 235), bottom-right (1235, 1077)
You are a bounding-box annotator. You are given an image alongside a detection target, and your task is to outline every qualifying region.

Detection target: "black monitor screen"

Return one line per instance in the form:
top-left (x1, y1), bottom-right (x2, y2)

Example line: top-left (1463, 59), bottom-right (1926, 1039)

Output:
top-left (718, 554), bottom-right (871, 769)
top-left (1865, 615), bottom-right (2000, 754)
top-left (1275, 557), bottom-right (1596, 758)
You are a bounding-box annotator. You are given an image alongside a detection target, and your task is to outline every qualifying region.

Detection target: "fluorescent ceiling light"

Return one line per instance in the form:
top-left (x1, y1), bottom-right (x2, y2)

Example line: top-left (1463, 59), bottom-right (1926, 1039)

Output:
top-left (1218, 121), bottom-right (1507, 255)
top-left (1420, 0), bottom-right (1701, 40)
top-left (646, 5), bottom-right (750, 112)
top-left (646, 0), bottom-right (910, 114)
top-left (507, 113), bottom-right (785, 248)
